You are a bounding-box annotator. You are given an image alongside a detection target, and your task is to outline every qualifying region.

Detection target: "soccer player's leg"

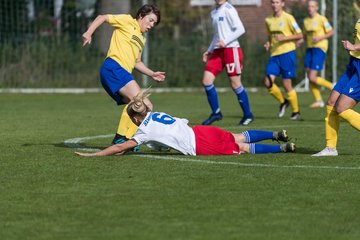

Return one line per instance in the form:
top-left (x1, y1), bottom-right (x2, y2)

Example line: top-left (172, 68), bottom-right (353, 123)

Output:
top-left (240, 130), bottom-right (289, 143)
top-left (265, 57), bottom-right (288, 117)
top-left (339, 108), bottom-right (360, 130)
top-left (313, 58), bottom-right (358, 156)
top-left (202, 51), bottom-right (223, 125)
top-left (337, 80), bottom-right (360, 131)
top-left (310, 82), bottom-right (324, 107)
top-left (225, 47), bottom-right (253, 125)
top-left (281, 51), bottom-right (300, 120)
top-left (312, 48), bottom-right (333, 91)
top-left (114, 81), bottom-right (148, 151)
top-left (339, 108), bottom-right (360, 131)
top-left (316, 77), bottom-right (333, 90)
top-left (99, 59), bottom-right (138, 150)
top-left (240, 142), bottom-right (296, 154)
top-left (308, 69), bottom-right (324, 108)
top-left (307, 49), bottom-right (331, 107)
top-left (232, 80), bottom-right (253, 125)
top-left (306, 49), bottom-right (322, 107)
top-left (233, 130), bottom-right (294, 154)
top-left (114, 105), bottom-right (138, 141)
top-left (312, 91), bottom-right (343, 157)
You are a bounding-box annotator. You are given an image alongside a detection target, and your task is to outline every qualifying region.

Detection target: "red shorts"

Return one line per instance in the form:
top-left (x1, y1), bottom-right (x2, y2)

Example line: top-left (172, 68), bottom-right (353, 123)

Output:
top-left (192, 126), bottom-right (240, 155)
top-left (205, 47), bottom-right (243, 77)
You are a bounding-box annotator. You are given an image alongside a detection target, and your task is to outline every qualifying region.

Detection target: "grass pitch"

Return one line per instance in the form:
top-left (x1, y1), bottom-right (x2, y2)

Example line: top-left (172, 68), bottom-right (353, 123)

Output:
top-left (1, 90), bottom-right (359, 240)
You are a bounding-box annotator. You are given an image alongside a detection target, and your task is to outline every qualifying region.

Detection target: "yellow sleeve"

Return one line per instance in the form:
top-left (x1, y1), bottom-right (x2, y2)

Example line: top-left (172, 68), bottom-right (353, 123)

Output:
top-left (288, 15), bottom-right (302, 34)
top-left (321, 16), bottom-right (333, 33)
top-left (107, 14), bottom-right (132, 28)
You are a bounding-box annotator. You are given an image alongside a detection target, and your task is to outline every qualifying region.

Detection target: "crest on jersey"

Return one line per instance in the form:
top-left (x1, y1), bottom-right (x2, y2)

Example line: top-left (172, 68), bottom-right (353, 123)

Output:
top-left (219, 16), bottom-right (224, 21)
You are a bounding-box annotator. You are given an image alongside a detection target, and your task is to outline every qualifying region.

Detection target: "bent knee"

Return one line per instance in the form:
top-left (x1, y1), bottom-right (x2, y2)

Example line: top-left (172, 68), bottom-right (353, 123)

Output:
top-left (335, 105), bottom-right (349, 114)
top-left (308, 76), bottom-right (317, 83)
top-left (264, 76), bottom-right (272, 88)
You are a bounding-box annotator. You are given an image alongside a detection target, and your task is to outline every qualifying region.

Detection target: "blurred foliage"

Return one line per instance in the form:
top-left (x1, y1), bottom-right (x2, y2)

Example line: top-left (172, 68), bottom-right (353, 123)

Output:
top-left (0, 0), bottom-right (358, 88)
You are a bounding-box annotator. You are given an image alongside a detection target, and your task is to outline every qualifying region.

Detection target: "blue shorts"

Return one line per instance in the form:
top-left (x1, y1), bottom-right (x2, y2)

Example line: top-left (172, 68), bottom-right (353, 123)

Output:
top-left (333, 56), bottom-right (360, 101)
top-left (304, 48), bottom-right (326, 71)
top-left (100, 58), bottom-right (134, 105)
top-left (266, 50), bottom-right (296, 79)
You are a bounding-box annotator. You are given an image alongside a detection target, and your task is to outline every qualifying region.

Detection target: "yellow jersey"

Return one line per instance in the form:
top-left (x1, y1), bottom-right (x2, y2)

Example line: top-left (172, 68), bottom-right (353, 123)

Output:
top-left (265, 11), bottom-right (302, 56)
top-left (106, 14), bottom-right (145, 73)
top-left (350, 19), bottom-right (360, 59)
top-left (303, 13), bottom-right (332, 53)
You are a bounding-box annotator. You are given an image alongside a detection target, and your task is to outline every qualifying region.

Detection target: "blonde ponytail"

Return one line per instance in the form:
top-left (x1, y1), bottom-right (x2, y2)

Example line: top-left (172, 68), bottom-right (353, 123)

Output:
top-left (127, 88), bottom-right (151, 117)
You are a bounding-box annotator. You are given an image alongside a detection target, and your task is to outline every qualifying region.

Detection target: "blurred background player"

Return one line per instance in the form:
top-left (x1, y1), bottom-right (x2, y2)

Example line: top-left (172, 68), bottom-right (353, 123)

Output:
top-left (201, 0), bottom-right (254, 126)
top-left (297, 0), bottom-right (334, 108)
top-left (75, 89), bottom-right (295, 157)
top-left (82, 4), bottom-right (165, 149)
top-left (313, 19), bottom-right (360, 156)
top-left (263, 0), bottom-right (303, 120)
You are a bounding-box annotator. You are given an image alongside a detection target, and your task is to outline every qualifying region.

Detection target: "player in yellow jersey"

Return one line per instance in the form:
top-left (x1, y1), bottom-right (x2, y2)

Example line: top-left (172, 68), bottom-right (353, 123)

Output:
top-left (313, 19), bottom-right (360, 156)
top-left (297, 0), bottom-right (334, 108)
top-left (263, 0), bottom-right (303, 120)
top-left (82, 5), bottom-right (165, 150)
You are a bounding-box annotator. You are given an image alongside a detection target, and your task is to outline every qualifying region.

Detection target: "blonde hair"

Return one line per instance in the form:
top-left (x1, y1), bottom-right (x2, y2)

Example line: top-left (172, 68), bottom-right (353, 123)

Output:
top-left (127, 88), bottom-right (151, 118)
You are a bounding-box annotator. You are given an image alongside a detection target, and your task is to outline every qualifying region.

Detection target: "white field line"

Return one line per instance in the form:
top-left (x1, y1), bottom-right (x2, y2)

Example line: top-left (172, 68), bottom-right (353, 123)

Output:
top-left (0, 88), bottom-right (103, 94)
top-left (65, 134), bottom-right (360, 171)
top-left (64, 134), bottom-right (112, 152)
top-left (0, 87), bottom-right (258, 94)
top-left (134, 155), bottom-right (360, 171)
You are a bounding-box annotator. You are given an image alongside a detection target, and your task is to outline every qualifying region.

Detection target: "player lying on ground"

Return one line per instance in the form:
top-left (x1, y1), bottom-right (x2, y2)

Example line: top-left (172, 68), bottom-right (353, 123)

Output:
top-left (75, 90), bottom-right (296, 157)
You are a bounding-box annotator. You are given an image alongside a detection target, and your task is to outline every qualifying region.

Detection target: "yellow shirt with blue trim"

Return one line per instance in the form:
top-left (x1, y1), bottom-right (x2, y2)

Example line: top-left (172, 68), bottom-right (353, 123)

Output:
top-left (303, 13), bottom-right (332, 53)
top-left (106, 14), bottom-right (145, 73)
top-left (265, 11), bottom-right (302, 56)
top-left (350, 19), bottom-right (360, 59)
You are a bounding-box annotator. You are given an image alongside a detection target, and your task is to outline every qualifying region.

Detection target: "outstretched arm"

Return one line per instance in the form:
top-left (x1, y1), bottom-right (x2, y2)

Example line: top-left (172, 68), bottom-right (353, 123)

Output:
top-left (135, 53), bottom-right (165, 82)
top-left (75, 139), bottom-right (138, 157)
top-left (82, 15), bottom-right (109, 46)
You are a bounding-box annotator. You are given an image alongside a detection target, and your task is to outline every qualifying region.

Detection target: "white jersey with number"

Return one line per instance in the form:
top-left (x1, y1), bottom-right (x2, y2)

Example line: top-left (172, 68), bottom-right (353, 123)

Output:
top-left (131, 112), bottom-right (196, 155)
top-left (207, 2), bottom-right (245, 52)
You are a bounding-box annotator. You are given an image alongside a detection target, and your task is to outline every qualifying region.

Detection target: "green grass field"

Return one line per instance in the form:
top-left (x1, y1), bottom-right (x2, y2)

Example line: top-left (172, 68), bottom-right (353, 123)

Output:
top-left (1, 90), bottom-right (360, 240)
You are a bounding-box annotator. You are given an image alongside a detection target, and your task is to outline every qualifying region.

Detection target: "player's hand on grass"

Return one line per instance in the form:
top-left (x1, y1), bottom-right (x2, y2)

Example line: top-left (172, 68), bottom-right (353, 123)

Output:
top-left (82, 32), bottom-right (92, 46)
top-left (152, 72), bottom-right (166, 82)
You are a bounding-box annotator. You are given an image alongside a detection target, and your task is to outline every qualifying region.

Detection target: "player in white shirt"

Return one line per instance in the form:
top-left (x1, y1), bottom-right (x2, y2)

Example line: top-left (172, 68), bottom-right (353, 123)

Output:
top-left (201, 0), bottom-right (253, 126)
top-left (75, 90), bottom-right (295, 157)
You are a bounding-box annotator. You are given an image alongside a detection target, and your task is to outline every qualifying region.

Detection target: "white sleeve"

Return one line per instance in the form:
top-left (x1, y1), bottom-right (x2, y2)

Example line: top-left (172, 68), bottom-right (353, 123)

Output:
top-left (131, 127), bottom-right (148, 145)
top-left (223, 8), bottom-right (245, 46)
